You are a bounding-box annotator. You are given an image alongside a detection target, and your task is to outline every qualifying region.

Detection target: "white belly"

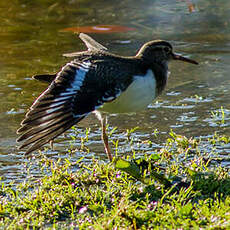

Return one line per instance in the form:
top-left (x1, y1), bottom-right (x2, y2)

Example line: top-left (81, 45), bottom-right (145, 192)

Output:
top-left (100, 69), bottom-right (156, 113)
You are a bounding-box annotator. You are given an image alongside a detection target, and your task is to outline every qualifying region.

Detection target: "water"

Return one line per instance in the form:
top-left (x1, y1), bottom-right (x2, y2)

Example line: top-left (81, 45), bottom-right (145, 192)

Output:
top-left (1, 0), bottom-right (230, 183)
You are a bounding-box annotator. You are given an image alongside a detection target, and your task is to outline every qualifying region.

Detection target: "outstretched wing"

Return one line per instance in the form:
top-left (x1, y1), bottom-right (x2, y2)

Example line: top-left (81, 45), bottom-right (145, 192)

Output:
top-left (17, 62), bottom-right (90, 154)
top-left (17, 57), bottom-right (134, 155)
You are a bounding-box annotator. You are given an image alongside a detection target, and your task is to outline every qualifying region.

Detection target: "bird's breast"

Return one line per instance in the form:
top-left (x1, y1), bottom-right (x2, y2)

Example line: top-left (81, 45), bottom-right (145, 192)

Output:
top-left (100, 69), bottom-right (156, 113)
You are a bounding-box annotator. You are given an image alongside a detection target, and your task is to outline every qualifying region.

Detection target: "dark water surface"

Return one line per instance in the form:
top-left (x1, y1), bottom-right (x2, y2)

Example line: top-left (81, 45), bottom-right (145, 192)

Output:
top-left (1, 0), bottom-right (230, 183)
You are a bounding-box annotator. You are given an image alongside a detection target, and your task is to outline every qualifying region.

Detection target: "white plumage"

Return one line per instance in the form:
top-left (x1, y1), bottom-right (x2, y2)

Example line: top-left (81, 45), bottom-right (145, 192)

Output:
top-left (100, 69), bottom-right (156, 113)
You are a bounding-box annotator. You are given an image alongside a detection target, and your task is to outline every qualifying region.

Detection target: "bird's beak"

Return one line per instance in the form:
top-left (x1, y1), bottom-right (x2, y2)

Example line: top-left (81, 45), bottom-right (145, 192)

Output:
top-left (172, 53), bottom-right (198, 65)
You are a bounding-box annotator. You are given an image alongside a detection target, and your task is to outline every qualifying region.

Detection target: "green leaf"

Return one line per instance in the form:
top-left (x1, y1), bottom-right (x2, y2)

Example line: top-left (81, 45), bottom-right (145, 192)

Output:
top-left (114, 158), bottom-right (149, 184)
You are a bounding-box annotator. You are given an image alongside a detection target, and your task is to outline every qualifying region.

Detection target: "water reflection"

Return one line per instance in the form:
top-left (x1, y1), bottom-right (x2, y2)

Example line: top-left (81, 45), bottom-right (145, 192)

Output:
top-left (0, 0), bottom-right (230, 183)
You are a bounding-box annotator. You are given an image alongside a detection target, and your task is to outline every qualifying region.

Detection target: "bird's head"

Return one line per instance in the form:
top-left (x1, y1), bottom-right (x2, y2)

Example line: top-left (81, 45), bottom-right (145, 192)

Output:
top-left (136, 40), bottom-right (198, 65)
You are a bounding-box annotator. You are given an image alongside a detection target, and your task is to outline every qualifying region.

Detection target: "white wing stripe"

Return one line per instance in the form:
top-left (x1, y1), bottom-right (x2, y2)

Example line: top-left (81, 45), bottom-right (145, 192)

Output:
top-left (68, 61), bottom-right (91, 93)
top-left (46, 61), bottom-right (92, 113)
top-left (53, 96), bottom-right (72, 102)
top-left (49, 101), bottom-right (66, 107)
top-left (59, 92), bottom-right (76, 96)
top-left (46, 107), bottom-right (63, 114)
top-left (102, 96), bottom-right (115, 101)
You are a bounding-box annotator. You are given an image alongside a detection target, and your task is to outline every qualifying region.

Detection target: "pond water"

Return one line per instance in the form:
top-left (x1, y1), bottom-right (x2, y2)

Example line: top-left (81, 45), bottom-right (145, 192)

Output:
top-left (1, 0), bottom-right (230, 183)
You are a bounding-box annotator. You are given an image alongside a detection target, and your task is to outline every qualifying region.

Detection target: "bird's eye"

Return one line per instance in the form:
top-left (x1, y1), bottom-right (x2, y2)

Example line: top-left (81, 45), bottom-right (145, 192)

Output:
top-left (164, 46), bottom-right (171, 54)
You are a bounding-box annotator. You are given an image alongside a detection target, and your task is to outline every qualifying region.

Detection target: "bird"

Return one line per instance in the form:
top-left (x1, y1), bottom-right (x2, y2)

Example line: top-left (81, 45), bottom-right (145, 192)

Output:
top-left (17, 33), bottom-right (198, 161)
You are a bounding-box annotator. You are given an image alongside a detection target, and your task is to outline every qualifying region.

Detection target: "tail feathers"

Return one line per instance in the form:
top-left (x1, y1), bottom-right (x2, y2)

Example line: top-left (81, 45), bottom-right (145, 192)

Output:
top-left (32, 74), bottom-right (56, 83)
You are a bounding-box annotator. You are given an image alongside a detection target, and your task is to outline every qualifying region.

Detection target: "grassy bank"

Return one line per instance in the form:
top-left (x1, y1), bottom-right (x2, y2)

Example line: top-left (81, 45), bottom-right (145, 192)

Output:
top-left (1, 131), bottom-right (230, 229)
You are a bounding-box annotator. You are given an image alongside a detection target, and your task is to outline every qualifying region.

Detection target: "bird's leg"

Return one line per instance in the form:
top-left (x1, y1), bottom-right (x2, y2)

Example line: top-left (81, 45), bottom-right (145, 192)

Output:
top-left (94, 111), bottom-right (113, 162)
top-left (50, 140), bottom-right (54, 150)
top-left (101, 116), bottom-right (113, 162)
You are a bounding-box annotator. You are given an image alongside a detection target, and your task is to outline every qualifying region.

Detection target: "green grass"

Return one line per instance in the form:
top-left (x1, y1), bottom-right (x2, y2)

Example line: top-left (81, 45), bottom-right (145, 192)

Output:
top-left (0, 131), bottom-right (230, 229)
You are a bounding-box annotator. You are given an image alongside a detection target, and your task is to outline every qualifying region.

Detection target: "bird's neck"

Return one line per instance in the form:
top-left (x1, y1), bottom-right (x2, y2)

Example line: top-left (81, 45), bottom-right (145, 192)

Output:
top-left (148, 60), bottom-right (169, 96)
